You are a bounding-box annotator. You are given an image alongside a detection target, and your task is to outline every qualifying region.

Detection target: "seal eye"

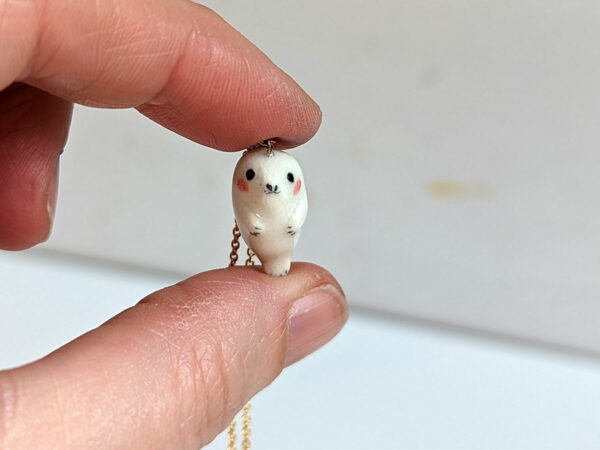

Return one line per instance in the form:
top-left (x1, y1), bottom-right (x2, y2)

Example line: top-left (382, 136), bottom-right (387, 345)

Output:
top-left (246, 169), bottom-right (255, 181)
top-left (287, 172), bottom-right (294, 183)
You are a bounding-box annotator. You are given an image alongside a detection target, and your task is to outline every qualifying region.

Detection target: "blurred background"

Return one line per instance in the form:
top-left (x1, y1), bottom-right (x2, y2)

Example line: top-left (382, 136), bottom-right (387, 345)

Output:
top-left (2, 0), bottom-right (600, 448)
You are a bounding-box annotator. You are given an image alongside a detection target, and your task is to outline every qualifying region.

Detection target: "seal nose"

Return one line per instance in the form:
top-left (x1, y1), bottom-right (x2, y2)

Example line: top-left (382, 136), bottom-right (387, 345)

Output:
top-left (266, 183), bottom-right (277, 192)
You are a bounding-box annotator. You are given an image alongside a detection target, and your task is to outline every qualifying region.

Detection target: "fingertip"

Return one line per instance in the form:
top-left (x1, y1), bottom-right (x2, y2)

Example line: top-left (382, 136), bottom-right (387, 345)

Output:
top-left (0, 142), bottom-right (59, 251)
top-left (133, 0), bottom-right (322, 152)
top-left (218, 261), bottom-right (343, 299)
top-left (213, 262), bottom-right (348, 367)
top-left (0, 86), bottom-right (69, 250)
top-left (0, 196), bottom-right (52, 250)
top-left (271, 98), bottom-right (322, 151)
top-left (285, 261), bottom-right (346, 298)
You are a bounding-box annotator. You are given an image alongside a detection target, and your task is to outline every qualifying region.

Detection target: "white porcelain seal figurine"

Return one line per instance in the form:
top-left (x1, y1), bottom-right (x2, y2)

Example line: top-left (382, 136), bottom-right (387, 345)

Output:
top-left (232, 146), bottom-right (308, 276)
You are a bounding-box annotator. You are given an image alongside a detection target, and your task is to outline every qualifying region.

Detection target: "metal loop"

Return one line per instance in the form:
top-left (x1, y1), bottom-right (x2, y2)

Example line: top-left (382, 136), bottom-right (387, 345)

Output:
top-left (247, 139), bottom-right (276, 157)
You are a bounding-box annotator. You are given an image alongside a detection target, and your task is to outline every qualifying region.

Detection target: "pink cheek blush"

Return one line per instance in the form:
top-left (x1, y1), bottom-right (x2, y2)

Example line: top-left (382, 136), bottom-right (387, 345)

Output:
top-left (237, 178), bottom-right (249, 192)
top-left (293, 179), bottom-right (302, 195)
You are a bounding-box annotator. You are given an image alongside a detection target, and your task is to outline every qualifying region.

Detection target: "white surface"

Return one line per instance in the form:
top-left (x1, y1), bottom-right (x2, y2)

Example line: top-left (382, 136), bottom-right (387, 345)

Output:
top-left (39, 0), bottom-right (600, 353)
top-left (2, 250), bottom-right (600, 449)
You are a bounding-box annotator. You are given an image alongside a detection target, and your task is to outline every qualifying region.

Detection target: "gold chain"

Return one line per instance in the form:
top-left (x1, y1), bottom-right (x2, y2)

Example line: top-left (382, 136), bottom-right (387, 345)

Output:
top-left (227, 222), bottom-right (253, 450)
top-left (228, 224), bottom-right (242, 267)
top-left (240, 402), bottom-right (252, 450)
top-left (227, 420), bottom-right (237, 450)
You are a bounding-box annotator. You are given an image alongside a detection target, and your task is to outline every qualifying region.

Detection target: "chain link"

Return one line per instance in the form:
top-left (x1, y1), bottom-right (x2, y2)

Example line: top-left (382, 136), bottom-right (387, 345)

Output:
top-left (229, 225), bottom-right (242, 267)
top-left (227, 420), bottom-right (237, 450)
top-left (245, 247), bottom-right (256, 266)
top-left (227, 222), bottom-right (253, 450)
top-left (240, 402), bottom-right (252, 450)
top-left (247, 138), bottom-right (275, 157)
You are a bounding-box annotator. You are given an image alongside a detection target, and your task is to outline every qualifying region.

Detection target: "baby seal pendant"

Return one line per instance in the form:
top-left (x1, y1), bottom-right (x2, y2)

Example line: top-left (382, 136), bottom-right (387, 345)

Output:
top-left (232, 144), bottom-right (308, 276)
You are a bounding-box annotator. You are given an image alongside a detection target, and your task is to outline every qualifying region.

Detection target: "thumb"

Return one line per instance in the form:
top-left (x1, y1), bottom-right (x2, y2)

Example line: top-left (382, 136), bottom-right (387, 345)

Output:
top-left (0, 263), bottom-right (347, 449)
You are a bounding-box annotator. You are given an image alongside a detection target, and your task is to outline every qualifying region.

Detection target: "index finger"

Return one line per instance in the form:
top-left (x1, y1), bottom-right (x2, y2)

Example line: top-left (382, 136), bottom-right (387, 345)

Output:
top-left (1, 0), bottom-right (321, 150)
top-left (0, 0), bottom-right (321, 250)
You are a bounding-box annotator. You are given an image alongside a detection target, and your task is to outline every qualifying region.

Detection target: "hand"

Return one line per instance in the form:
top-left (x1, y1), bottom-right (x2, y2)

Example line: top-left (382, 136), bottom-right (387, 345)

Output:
top-left (0, 0), bottom-right (347, 448)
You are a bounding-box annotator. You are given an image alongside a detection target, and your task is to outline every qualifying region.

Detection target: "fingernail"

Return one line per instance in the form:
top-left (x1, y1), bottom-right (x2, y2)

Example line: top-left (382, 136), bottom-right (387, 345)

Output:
top-left (45, 156), bottom-right (60, 239)
top-left (285, 284), bottom-right (348, 366)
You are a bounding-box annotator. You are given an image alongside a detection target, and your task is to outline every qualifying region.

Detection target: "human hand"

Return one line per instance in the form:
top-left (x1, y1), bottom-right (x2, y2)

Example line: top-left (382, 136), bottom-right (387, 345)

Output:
top-left (0, 0), bottom-right (347, 448)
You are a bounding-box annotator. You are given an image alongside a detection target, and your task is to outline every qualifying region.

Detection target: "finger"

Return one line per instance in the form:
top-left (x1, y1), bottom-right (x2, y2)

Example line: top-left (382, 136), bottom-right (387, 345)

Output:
top-left (0, 263), bottom-right (347, 449)
top-left (0, 83), bottom-right (72, 250)
top-left (2, 0), bottom-right (321, 151)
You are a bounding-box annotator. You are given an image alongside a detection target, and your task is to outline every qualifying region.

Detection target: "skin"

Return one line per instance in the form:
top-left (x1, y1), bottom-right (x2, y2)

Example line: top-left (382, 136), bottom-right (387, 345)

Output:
top-left (0, 0), bottom-right (347, 448)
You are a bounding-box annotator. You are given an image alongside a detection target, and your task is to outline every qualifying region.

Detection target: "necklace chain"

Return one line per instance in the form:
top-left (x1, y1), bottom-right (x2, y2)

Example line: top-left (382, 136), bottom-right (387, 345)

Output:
top-left (227, 139), bottom-right (274, 449)
top-left (227, 223), bottom-right (254, 450)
